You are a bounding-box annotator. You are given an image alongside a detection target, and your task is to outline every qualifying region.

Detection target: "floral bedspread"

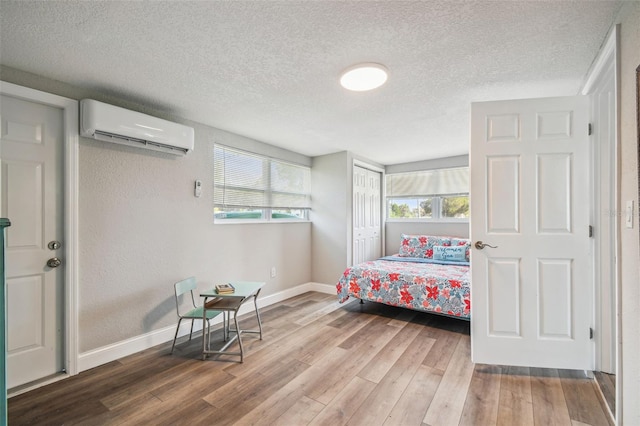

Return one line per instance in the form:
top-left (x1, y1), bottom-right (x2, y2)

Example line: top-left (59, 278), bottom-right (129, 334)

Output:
top-left (336, 256), bottom-right (470, 320)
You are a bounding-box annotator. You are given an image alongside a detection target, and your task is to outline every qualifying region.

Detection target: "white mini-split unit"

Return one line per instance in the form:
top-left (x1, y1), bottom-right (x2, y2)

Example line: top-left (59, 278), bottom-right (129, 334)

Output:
top-left (80, 99), bottom-right (195, 156)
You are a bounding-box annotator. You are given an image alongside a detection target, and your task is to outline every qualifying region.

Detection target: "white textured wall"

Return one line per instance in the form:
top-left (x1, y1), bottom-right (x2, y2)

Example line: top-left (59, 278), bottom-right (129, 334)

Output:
top-left (385, 154), bottom-right (468, 174)
top-left (616, 2), bottom-right (640, 424)
top-left (78, 127), bottom-right (311, 351)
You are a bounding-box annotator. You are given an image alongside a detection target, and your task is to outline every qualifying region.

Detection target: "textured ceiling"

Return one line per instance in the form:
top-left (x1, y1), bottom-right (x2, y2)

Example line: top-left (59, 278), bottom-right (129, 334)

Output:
top-left (0, 1), bottom-right (623, 165)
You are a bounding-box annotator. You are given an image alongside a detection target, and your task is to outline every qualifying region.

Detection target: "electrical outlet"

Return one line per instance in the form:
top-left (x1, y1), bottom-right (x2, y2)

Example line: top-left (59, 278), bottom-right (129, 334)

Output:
top-left (194, 179), bottom-right (202, 198)
top-left (270, 266), bottom-right (276, 278)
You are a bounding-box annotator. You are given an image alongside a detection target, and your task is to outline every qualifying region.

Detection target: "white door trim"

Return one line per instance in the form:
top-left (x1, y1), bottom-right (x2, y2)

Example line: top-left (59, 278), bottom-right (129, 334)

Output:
top-left (581, 25), bottom-right (619, 96)
top-left (580, 23), bottom-right (620, 416)
top-left (353, 158), bottom-right (385, 174)
top-left (0, 81), bottom-right (79, 383)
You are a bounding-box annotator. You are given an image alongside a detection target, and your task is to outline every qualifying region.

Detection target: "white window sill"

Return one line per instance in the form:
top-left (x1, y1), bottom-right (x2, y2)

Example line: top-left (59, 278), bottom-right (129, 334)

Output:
top-left (214, 219), bottom-right (311, 225)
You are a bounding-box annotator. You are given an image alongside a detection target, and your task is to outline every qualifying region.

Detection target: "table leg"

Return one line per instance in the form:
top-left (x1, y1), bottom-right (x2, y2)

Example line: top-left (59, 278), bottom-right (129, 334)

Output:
top-left (224, 312), bottom-right (229, 341)
top-left (233, 310), bottom-right (244, 363)
top-left (253, 295), bottom-right (263, 340)
top-left (225, 313), bottom-right (228, 339)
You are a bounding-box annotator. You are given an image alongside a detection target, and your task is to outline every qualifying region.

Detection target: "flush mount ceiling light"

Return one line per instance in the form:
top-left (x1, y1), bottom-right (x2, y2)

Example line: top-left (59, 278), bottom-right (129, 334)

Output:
top-left (339, 63), bottom-right (388, 92)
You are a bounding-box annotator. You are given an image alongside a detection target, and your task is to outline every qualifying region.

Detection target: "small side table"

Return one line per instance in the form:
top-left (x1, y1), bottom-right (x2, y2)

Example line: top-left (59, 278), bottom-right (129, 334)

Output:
top-left (200, 281), bottom-right (264, 362)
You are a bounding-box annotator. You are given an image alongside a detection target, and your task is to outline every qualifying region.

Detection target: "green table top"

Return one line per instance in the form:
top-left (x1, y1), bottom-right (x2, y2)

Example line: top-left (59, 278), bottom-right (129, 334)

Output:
top-left (200, 281), bottom-right (264, 298)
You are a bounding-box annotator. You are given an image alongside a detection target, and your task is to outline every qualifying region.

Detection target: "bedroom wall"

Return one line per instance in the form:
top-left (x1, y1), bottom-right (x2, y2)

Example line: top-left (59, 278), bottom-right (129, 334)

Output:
top-left (310, 152), bottom-right (385, 285)
top-left (0, 66), bottom-right (312, 353)
top-left (385, 154), bottom-right (468, 174)
top-left (384, 154), bottom-right (470, 255)
top-left (614, 2), bottom-right (640, 424)
top-left (310, 151), bottom-right (350, 285)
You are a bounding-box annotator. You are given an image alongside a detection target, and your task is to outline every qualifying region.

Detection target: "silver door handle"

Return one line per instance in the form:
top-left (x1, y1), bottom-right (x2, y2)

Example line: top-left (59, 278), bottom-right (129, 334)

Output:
top-left (47, 257), bottom-right (62, 268)
top-left (474, 241), bottom-right (498, 250)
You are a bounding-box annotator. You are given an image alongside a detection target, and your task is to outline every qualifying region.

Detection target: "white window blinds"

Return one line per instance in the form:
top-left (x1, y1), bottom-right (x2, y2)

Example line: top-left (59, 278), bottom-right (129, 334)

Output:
top-left (386, 167), bottom-right (469, 197)
top-left (214, 145), bottom-right (311, 209)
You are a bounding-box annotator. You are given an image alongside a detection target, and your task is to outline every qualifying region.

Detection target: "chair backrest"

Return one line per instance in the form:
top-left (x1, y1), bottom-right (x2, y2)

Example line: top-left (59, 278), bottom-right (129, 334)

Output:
top-left (174, 277), bottom-right (197, 316)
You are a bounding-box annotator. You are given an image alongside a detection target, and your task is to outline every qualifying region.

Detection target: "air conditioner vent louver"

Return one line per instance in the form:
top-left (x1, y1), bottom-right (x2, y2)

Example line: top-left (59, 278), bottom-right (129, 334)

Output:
top-left (80, 99), bottom-right (194, 156)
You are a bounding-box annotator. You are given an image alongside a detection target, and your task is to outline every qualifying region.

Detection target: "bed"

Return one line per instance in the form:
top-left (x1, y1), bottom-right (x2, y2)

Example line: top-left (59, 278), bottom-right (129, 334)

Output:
top-left (336, 234), bottom-right (471, 320)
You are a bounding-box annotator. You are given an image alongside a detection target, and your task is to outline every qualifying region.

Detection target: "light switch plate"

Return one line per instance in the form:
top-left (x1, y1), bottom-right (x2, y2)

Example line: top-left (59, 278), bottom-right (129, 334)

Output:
top-left (626, 200), bottom-right (634, 229)
top-left (194, 179), bottom-right (202, 198)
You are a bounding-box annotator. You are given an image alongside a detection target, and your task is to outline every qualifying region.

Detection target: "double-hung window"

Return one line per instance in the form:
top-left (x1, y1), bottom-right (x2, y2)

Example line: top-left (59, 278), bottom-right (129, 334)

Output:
top-left (386, 167), bottom-right (469, 220)
top-left (214, 145), bottom-right (311, 222)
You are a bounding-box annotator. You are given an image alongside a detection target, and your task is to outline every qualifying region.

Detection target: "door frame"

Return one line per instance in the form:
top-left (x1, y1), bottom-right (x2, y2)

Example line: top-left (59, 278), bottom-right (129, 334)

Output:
top-left (581, 24), bottom-right (619, 419)
top-left (1, 81), bottom-right (79, 391)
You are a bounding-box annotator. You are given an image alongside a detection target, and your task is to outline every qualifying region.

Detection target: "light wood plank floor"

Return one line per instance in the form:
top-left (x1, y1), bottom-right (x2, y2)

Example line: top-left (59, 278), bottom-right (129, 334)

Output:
top-left (8, 292), bottom-right (613, 426)
top-left (594, 371), bottom-right (615, 418)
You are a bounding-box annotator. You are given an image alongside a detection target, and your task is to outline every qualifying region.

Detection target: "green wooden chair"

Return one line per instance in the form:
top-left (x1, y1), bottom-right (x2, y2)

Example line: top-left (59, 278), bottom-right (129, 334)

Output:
top-left (171, 277), bottom-right (223, 354)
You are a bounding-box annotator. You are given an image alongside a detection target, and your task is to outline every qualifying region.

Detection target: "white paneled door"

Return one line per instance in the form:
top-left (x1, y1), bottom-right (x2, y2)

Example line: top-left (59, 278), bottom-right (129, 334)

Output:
top-left (470, 96), bottom-right (592, 370)
top-left (1, 94), bottom-right (64, 388)
top-left (353, 165), bottom-right (382, 264)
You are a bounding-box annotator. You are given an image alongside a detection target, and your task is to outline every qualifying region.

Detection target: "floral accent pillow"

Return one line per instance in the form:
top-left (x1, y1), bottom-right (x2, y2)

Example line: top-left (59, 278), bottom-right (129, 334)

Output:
top-left (398, 234), bottom-right (452, 259)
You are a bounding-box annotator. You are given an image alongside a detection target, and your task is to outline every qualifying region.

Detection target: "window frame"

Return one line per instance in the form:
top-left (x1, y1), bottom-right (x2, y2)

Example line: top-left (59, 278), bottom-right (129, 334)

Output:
top-left (213, 145), bottom-right (311, 224)
top-left (385, 167), bottom-right (470, 223)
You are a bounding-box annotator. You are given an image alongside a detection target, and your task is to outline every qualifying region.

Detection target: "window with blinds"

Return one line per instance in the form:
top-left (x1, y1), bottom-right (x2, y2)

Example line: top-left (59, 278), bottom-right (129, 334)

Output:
top-left (214, 145), bottom-right (311, 221)
top-left (386, 167), bottom-right (469, 220)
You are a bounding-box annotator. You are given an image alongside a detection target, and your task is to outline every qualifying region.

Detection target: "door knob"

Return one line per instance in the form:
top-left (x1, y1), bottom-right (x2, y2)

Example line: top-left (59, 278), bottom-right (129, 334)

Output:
top-left (47, 257), bottom-right (62, 268)
top-left (474, 241), bottom-right (498, 250)
top-left (48, 240), bottom-right (61, 250)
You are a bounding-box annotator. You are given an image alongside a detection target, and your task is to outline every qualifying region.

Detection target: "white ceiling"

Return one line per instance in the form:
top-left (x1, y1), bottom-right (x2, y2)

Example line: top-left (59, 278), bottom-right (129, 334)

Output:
top-left (0, 1), bottom-right (623, 165)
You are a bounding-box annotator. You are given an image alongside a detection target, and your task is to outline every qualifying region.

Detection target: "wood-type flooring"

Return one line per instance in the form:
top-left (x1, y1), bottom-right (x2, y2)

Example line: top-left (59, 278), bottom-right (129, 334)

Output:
top-left (8, 292), bottom-right (613, 425)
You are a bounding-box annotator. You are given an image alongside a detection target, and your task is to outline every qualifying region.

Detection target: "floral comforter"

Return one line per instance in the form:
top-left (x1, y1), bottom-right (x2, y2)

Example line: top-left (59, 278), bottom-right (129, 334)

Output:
top-left (336, 256), bottom-right (470, 320)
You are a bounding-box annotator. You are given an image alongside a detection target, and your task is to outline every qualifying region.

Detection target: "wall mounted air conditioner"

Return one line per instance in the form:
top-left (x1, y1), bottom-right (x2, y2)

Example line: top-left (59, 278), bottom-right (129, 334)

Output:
top-left (80, 99), bottom-right (194, 156)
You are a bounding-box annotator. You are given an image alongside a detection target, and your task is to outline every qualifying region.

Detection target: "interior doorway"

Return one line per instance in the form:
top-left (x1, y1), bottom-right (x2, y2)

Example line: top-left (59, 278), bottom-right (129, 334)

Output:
top-left (0, 81), bottom-right (79, 395)
top-left (2, 93), bottom-right (65, 388)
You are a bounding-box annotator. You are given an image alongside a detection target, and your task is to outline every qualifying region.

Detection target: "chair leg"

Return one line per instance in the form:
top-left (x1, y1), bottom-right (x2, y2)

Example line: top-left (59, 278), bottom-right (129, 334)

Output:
top-left (171, 318), bottom-right (183, 354)
top-left (188, 319), bottom-right (195, 341)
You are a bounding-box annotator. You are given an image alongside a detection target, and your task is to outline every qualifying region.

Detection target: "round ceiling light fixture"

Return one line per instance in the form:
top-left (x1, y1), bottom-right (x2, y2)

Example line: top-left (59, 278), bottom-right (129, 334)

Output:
top-left (339, 63), bottom-right (388, 92)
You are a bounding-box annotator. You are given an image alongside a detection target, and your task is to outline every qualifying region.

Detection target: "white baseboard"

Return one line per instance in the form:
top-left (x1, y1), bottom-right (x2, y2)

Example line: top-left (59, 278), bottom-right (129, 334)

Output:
top-left (78, 282), bottom-right (335, 372)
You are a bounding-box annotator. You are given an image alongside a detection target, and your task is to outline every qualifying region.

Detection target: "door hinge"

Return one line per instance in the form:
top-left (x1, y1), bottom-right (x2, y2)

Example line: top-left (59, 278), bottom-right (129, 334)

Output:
top-left (588, 123), bottom-right (593, 136)
top-left (589, 225), bottom-right (594, 238)
top-left (590, 327), bottom-right (594, 339)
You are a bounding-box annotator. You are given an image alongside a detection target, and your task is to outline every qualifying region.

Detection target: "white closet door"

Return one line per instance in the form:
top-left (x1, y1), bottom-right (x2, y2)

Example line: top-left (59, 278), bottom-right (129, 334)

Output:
top-left (353, 165), bottom-right (381, 264)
